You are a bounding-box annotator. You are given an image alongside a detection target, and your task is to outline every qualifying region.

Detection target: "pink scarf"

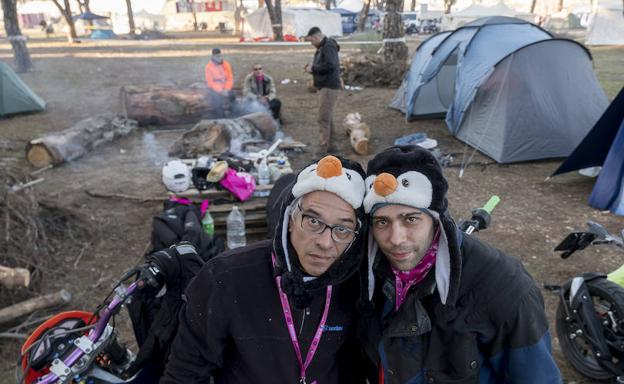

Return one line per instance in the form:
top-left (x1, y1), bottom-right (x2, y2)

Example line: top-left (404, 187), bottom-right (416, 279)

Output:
top-left (392, 227), bottom-right (440, 311)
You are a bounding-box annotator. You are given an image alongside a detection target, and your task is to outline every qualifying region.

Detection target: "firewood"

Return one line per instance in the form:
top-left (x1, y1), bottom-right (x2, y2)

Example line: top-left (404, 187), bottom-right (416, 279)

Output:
top-left (342, 113), bottom-right (372, 155)
top-left (26, 114), bottom-right (137, 167)
top-left (0, 265), bottom-right (30, 288)
top-left (0, 290), bottom-right (72, 325)
top-left (121, 85), bottom-right (222, 126)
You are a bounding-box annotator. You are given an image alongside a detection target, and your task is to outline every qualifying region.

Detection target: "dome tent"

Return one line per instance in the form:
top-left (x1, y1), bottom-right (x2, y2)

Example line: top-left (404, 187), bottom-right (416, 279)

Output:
top-left (390, 16), bottom-right (608, 163)
top-left (0, 62), bottom-right (45, 117)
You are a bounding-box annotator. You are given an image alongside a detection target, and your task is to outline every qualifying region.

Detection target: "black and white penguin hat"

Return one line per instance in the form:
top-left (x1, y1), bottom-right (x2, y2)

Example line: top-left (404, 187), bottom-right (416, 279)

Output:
top-left (363, 146), bottom-right (461, 305)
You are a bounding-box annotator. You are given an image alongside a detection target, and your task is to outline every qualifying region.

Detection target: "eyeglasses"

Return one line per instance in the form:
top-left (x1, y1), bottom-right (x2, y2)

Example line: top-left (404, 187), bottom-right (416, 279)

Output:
top-left (253, 67), bottom-right (263, 71)
top-left (296, 203), bottom-right (359, 243)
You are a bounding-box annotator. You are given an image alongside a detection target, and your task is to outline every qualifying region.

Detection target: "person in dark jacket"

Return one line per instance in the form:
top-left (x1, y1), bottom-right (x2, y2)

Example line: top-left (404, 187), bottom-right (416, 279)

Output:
top-left (161, 155), bottom-right (368, 384)
top-left (359, 146), bottom-right (562, 384)
top-left (305, 26), bottom-right (341, 154)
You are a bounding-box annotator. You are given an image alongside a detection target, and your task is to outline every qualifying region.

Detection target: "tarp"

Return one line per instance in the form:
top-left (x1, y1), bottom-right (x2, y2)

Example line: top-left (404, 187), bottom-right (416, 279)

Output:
top-left (552, 87), bottom-right (624, 215)
top-left (585, 0), bottom-right (624, 46)
top-left (245, 7), bottom-right (343, 39)
top-left (391, 16), bottom-right (608, 163)
top-left (0, 62), bottom-right (45, 117)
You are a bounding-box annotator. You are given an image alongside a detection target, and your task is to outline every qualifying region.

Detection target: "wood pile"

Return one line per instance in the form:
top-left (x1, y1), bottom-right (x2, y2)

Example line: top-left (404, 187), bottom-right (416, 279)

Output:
top-left (26, 114), bottom-right (138, 167)
top-left (169, 112), bottom-right (278, 158)
top-left (341, 53), bottom-right (406, 87)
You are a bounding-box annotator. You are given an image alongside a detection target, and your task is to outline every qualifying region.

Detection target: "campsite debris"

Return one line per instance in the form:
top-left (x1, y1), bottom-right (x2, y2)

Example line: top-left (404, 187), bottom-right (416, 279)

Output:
top-left (26, 114), bottom-right (137, 167)
top-left (29, 164), bottom-right (53, 176)
top-left (344, 85), bottom-right (364, 91)
top-left (0, 265), bottom-right (30, 288)
top-left (9, 178), bottom-right (44, 193)
top-left (0, 289), bottom-right (72, 325)
top-left (394, 132), bottom-right (438, 150)
top-left (169, 112), bottom-right (278, 158)
top-left (281, 78), bottom-right (291, 85)
top-left (343, 113), bottom-right (371, 155)
top-left (121, 85), bottom-right (224, 126)
top-left (342, 53), bottom-right (405, 87)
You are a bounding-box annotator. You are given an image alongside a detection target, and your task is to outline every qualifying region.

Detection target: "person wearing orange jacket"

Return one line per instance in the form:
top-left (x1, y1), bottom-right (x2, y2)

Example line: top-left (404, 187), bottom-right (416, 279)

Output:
top-left (205, 47), bottom-right (233, 94)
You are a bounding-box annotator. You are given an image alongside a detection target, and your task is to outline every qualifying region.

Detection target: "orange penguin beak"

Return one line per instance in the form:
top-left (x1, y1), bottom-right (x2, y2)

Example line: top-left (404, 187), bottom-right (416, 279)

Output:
top-left (316, 155), bottom-right (343, 179)
top-left (374, 173), bottom-right (398, 197)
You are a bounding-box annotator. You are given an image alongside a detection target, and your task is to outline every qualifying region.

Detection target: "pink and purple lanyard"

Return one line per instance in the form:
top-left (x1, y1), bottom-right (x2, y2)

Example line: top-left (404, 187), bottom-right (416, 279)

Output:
top-left (272, 253), bottom-right (332, 384)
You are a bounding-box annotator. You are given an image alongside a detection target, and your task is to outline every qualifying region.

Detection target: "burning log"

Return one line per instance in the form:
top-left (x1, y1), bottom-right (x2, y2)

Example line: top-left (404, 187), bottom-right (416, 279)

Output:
top-left (121, 85), bottom-right (227, 126)
top-left (343, 113), bottom-right (371, 155)
top-left (0, 265), bottom-right (30, 288)
top-left (0, 290), bottom-right (72, 325)
top-left (169, 112), bottom-right (278, 158)
top-left (25, 114), bottom-right (137, 168)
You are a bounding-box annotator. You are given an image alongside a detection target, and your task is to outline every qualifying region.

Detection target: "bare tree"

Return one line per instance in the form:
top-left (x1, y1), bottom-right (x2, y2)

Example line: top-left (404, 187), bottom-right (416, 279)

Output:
top-left (380, 0), bottom-right (408, 64)
top-left (125, 0), bottom-right (136, 35)
top-left (189, 0), bottom-right (198, 31)
top-left (51, 0), bottom-right (78, 42)
top-left (357, 0), bottom-right (372, 32)
top-left (264, 0), bottom-right (283, 41)
top-left (1, 0), bottom-right (32, 72)
top-left (444, 0), bottom-right (456, 13)
top-left (410, 0), bottom-right (416, 11)
top-left (77, 0), bottom-right (92, 27)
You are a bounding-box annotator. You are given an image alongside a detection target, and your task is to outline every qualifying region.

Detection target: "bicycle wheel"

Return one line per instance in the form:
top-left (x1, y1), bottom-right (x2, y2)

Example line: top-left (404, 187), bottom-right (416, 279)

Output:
top-left (556, 278), bottom-right (624, 382)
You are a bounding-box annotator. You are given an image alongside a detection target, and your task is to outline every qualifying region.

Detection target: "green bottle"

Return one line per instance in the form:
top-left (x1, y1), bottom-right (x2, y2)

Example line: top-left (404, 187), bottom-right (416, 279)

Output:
top-left (202, 211), bottom-right (215, 237)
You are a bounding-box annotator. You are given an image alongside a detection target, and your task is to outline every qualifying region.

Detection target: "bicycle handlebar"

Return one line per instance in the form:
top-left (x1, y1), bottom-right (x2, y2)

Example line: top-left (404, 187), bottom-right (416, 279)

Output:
top-left (482, 195), bottom-right (500, 215)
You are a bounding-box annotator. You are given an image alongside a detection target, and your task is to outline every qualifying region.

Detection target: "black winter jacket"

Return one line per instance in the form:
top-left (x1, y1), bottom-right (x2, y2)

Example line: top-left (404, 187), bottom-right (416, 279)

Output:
top-left (312, 37), bottom-right (341, 90)
top-left (361, 232), bottom-right (562, 384)
top-left (160, 240), bottom-right (364, 384)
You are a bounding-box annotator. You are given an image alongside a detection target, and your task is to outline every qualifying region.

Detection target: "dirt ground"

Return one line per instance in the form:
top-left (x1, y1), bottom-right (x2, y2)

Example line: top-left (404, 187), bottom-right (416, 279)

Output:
top-left (0, 32), bottom-right (623, 383)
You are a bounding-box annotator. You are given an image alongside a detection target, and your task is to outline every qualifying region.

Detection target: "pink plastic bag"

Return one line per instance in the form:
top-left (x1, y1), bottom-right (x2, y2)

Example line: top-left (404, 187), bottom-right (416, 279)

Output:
top-left (219, 169), bottom-right (256, 201)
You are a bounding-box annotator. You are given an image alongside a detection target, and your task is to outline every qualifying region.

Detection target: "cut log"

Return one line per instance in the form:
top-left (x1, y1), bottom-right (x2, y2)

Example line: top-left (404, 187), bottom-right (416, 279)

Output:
top-left (0, 265), bottom-right (30, 288)
top-left (343, 113), bottom-right (372, 155)
top-left (25, 114), bottom-right (137, 167)
top-left (169, 112), bottom-right (279, 158)
top-left (0, 289), bottom-right (72, 325)
top-left (122, 85), bottom-right (225, 126)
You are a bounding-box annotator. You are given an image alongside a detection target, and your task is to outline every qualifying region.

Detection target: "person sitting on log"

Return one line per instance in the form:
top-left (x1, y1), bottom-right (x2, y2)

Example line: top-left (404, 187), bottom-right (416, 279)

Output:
top-left (242, 63), bottom-right (282, 120)
top-left (205, 47), bottom-right (235, 117)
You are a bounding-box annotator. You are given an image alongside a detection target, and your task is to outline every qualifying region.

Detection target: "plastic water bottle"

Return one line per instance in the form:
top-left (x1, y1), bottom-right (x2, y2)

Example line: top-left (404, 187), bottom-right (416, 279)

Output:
top-left (226, 206), bottom-right (246, 249)
top-left (257, 159), bottom-right (271, 185)
top-left (202, 211), bottom-right (214, 237)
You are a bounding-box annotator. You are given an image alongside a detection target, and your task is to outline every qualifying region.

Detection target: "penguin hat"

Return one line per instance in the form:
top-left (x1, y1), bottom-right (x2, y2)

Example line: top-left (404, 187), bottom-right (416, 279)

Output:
top-left (273, 155), bottom-right (367, 308)
top-left (363, 146), bottom-right (462, 305)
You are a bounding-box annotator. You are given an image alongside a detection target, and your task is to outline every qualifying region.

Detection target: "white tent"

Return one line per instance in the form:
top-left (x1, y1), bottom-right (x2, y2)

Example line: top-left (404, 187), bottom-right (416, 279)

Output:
top-left (337, 0), bottom-right (364, 12)
top-left (442, 2), bottom-right (518, 29)
top-left (585, 0), bottom-right (624, 45)
top-left (245, 7), bottom-right (342, 38)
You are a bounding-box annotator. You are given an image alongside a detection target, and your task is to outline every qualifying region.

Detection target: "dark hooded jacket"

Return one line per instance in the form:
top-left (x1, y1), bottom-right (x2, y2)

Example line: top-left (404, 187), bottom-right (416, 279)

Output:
top-left (161, 157), bottom-right (368, 384)
top-left (359, 146), bottom-right (561, 384)
top-left (312, 37), bottom-right (341, 90)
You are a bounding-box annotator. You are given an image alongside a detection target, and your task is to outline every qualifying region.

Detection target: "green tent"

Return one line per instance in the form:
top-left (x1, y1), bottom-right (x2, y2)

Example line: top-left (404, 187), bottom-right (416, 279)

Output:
top-left (0, 62), bottom-right (45, 116)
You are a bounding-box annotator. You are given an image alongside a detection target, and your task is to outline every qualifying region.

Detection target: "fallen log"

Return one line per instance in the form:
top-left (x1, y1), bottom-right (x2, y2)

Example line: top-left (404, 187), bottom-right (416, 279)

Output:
top-left (122, 85), bottom-right (224, 126)
top-left (169, 112), bottom-right (278, 158)
top-left (343, 113), bottom-right (372, 155)
top-left (0, 265), bottom-right (30, 288)
top-left (26, 114), bottom-right (137, 168)
top-left (0, 289), bottom-right (72, 325)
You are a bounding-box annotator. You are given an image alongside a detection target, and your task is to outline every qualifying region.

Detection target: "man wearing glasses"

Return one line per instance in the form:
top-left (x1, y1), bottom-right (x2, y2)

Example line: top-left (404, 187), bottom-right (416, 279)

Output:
top-left (162, 155), bottom-right (369, 384)
top-left (243, 63), bottom-right (282, 120)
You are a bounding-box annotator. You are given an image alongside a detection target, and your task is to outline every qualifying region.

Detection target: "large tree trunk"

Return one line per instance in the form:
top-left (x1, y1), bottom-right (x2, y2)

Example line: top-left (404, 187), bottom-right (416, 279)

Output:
top-left (410, 0), bottom-right (416, 11)
top-left (169, 112), bottom-right (279, 158)
top-left (265, 0), bottom-right (283, 41)
top-left (1, 0), bottom-right (32, 73)
top-left (121, 85), bottom-right (236, 126)
top-left (26, 114), bottom-right (138, 167)
top-left (343, 113), bottom-right (371, 155)
top-left (190, 0), bottom-right (198, 31)
top-left (357, 0), bottom-right (371, 32)
top-left (530, 0), bottom-right (537, 13)
top-left (380, 0), bottom-right (408, 64)
top-left (52, 0), bottom-right (78, 42)
top-left (126, 0), bottom-right (136, 35)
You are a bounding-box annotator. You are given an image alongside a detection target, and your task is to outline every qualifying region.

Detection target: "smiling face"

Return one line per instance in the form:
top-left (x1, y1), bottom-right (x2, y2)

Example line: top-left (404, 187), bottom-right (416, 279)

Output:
top-left (372, 204), bottom-right (435, 271)
top-left (289, 191), bottom-right (357, 276)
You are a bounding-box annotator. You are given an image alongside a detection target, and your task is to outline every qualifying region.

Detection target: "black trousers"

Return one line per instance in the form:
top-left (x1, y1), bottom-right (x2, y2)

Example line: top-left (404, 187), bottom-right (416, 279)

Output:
top-left (268, 98), bottom-right (281, 120)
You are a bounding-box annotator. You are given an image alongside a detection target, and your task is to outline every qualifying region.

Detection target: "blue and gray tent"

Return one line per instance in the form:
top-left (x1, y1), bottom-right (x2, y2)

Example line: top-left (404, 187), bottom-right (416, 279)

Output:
top-left (390, 16), bottom-right (608, 163)
top-left (0, 62), bottom-right (45, 117)
top-left (552, 87), bottom-right (624, 216)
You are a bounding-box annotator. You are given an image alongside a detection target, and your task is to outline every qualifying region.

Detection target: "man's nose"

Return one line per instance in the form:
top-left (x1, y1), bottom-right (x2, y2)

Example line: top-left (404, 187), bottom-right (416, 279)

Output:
top-left (315, 227), bottom-right (334, 250)
top-left (389, 222), bottom-right (407, 246)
